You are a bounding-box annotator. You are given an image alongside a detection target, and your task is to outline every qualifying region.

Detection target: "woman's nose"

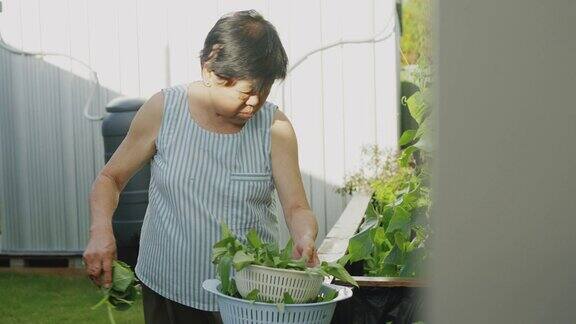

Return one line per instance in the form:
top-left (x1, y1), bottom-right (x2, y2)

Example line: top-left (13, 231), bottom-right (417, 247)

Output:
top-left (246, 94), bottom-right (259, 107)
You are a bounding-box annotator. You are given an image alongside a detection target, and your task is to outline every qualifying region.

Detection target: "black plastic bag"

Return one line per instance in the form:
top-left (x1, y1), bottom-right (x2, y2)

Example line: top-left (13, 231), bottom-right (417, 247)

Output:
top-left (331, 261), bottom-right (425, 324)
top-left (331, 286), bottom-right (425, 324)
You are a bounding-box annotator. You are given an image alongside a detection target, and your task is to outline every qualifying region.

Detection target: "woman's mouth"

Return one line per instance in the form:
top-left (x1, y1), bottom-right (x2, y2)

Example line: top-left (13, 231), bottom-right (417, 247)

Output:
top-left (236, 113), bottom-right (253, 120)
top-left (237, 107), bottom-right (254, 119)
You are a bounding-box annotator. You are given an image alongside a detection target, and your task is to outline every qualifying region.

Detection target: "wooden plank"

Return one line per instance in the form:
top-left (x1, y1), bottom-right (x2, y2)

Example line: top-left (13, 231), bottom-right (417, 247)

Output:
top-left (316, 237), bottom-right (349, 255)
top-left (317, 191), bottom-right (372, 261)
top-left (322, 191), bottom-right (372, 240)
top-left (335, 276), bottom-right (427, 288)
top-left (318, 191), bottom-right (370, 285)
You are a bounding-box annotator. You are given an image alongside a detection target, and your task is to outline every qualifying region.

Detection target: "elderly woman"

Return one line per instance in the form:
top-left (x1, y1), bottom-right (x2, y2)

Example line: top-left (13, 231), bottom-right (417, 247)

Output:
top-left (82, 10), bottom-right (319, 324)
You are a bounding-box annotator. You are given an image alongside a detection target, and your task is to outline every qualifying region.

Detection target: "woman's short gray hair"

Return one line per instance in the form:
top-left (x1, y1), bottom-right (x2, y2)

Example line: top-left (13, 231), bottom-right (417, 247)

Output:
top-left (199, 10), bottom-right (289, 92)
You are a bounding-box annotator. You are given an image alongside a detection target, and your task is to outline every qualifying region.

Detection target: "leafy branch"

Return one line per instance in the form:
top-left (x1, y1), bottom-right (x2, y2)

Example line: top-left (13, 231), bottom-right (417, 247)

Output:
top-left (91, 260), bottom-right (141, 324)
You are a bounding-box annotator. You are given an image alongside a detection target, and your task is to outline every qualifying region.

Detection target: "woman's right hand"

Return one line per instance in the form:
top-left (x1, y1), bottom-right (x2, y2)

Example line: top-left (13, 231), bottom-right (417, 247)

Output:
top-left (82, 226), bottom-right (117, 289)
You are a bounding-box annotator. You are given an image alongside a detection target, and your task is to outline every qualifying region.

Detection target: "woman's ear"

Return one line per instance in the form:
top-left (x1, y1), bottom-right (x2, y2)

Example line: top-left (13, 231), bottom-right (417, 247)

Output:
top-left (211, 73), bottom-right (230, 86)
top-left (201, 66), bottom-right (214, 87)
top-left (204, 69), bottom-right (233, 87)
top-left (201, 66), bottom-right (226, 87)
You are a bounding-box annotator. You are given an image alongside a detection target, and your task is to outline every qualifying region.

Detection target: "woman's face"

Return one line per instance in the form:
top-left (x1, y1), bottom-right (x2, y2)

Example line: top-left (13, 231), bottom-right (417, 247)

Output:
top-left (204, 70), bottom-right (272, 125)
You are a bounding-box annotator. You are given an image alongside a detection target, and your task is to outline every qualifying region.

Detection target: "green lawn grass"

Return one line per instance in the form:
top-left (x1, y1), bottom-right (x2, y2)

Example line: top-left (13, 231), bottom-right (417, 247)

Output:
top-left (0, 271), bottom-right (144, 324)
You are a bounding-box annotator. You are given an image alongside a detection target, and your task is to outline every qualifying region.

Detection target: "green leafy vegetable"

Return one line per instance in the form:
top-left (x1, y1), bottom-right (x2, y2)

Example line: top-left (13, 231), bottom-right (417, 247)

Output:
top-left (246, 229), bottom-right (263, 249)
top-left (399, 129), bottom-right (418, 146)
top-left (217, 255), bottom-right (233, 295)
top-left (246, 289), bottom-right (260, 301)
top-left (232, 250), bottom-right (255, 271)
top-left (91, 260), bottom-right (141, 324)
top-left (348, 226), bottom-right (375, 263)
top-left (320, 262), bottom-right (358, 287)
top-left (212, 221), bottom-right (358, 302)
top-left (337, 86), bottom-right (433, 278)
top-left (316, 288), bottom-right (338, 302)
top-left (282, 292), bottom-right (294, 304)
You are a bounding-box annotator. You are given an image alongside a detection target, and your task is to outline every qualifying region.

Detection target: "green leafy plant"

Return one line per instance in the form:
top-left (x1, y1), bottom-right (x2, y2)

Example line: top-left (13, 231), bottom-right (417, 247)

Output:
top-left (345, 164), bottom-right (430, 277)
top-left (212, 222), bottom-right (357, 302)
top-left (400, 0), bottom-right (432, 67)
top-left (336, 146), bottom-right (399, 196)
top-left (338, 88), bottom-right (433, 278)
top-left (399, 88), bottom-right (434, 164)
top-left (91, 260), bottom-right (141, 324)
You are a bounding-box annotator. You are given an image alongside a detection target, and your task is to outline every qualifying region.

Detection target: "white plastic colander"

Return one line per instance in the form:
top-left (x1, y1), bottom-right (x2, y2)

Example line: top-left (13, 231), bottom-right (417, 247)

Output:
top-left (235, 265), bottom-right (324, 303)
top-left (202, 279), bottom-right (353, 324)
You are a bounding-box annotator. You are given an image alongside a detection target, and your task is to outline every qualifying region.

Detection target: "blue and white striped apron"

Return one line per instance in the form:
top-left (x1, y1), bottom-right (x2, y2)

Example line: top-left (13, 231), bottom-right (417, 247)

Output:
top-left (135, 83), bottom-right (279, 311)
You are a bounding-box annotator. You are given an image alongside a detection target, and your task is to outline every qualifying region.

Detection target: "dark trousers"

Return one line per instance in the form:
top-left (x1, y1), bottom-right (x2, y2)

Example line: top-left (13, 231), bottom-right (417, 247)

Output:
top-left (141, 282), bottom-right (223, 324)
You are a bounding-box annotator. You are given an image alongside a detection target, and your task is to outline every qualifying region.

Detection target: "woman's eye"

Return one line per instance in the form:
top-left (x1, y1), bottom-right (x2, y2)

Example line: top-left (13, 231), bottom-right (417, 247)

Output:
top-left (239, 92), bottom-right (251, 99)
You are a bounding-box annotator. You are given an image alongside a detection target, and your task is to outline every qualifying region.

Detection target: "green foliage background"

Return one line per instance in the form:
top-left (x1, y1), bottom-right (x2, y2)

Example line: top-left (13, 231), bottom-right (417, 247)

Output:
top-left (400, 0), bottom-right (432, 67)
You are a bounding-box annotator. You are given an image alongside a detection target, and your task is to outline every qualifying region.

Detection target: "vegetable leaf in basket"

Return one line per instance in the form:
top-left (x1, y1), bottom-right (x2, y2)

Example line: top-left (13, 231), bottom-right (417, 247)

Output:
top-left (246, 229), bottom-right (263, 249)
top-left (212, 220), bottom-right (357, 300)
top-left (282, 292), bottom-right (295, 304)
top-left (316, 288), bottom-right (338, 302)
top-left (246, 289), bottom-right (260, 301)
top-left (217, 255), bottom-right (233, 295)
top-left (232, 250), bottom-right (255, 271)
top-left (320, 261), bottom-right (358, 287)
top-left (280, 238), bottom-right (294, 260)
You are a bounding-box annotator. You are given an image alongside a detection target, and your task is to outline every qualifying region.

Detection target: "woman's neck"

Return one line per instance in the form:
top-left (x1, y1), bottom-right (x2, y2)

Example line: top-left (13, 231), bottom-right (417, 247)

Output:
top-left (187, 81), bottom-right (244, 133)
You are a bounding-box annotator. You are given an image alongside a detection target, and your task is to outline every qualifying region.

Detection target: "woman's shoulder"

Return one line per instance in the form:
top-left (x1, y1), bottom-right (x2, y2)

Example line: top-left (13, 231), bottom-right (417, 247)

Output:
top-left (154, 83), bottom-right (191, 114)
top-left (269, 107), bottom-right (294, 140)
top-left (160, 83), bottom-right (187, 95)
top-left (141, 90), bottom-right (165, 117)
top-left (135, 91), bottom-right (165, 129)
top-left (259, 101), bottom-right (280, 120)
top-left (269, 105), bottom-right (286, 123)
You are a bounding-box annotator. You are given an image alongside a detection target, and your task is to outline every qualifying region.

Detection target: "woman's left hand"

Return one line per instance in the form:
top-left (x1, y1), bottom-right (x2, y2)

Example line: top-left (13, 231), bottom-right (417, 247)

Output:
top-left (292, 236), bottom-right (320, 267)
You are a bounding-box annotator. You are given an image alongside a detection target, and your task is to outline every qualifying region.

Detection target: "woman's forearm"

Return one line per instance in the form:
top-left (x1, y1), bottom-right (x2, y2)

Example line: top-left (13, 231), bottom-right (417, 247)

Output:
top-left (89, 173), bottom-right (121, 234)
top-left (286, 207), bottom-right (318, 242)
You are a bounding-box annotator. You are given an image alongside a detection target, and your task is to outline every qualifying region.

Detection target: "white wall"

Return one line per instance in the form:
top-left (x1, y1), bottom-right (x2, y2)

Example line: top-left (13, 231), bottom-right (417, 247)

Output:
top-left (0, 0), bottom-right (399, 252)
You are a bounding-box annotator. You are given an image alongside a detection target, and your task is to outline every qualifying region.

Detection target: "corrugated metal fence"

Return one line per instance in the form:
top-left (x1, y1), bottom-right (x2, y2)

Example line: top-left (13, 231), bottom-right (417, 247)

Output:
top-left (0, 0), bottom-right (399, 254)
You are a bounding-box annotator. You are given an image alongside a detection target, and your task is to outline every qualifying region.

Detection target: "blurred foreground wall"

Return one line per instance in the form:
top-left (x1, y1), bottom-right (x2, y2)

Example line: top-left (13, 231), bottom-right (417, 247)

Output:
top-left (431, 0), bottom-right (576, 322)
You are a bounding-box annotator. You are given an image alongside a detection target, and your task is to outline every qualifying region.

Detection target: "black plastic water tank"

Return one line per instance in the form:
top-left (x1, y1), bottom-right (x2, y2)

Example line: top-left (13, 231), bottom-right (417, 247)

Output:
top-left (102, 97), bottom-right (148, 268)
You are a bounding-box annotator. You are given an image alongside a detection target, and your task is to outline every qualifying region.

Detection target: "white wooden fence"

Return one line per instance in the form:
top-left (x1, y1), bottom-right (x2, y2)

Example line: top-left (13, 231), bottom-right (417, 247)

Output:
top-left (0, 0), bottom-right (399, 252)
